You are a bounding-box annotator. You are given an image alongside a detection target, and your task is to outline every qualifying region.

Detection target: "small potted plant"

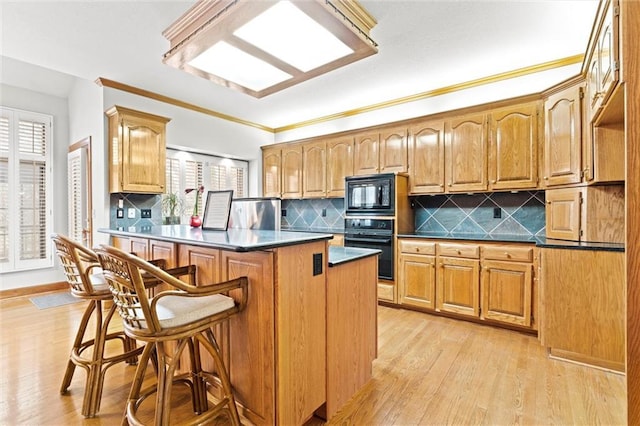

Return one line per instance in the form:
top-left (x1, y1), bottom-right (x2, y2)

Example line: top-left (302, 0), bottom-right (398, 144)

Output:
top-left (162, 192), bottom-right (183, 225)
top-left (185, 185), bottom-right (205, 227)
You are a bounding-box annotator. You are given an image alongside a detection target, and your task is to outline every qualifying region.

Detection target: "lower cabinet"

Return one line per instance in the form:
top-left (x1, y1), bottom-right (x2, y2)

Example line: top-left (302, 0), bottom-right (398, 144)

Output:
top-left (398, 238), bottom-right (536, 330)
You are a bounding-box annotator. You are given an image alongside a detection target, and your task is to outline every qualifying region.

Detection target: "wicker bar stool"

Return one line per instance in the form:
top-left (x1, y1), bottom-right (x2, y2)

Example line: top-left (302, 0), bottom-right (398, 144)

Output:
top-left (95, 244), bottom-right (248, 426)
top-left (52, 234), bottom-right (145, 418)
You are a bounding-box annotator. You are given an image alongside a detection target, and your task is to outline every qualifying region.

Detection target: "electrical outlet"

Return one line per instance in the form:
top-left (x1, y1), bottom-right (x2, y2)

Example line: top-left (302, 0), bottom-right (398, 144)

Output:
top-left (127, 208), bottom-right (136, 219)
top-left (493, 207), bottom-right (502, 218)
top-left (313, 253), bottom-right (323, 276)
top-left (321, 208), bottom-right (327, 217)
top-left (141, 209), bottom-right (151, 218)
top-left (116, 208), bottom-right (124, 219)
top-left (281, 209), bottom-right (287, 217)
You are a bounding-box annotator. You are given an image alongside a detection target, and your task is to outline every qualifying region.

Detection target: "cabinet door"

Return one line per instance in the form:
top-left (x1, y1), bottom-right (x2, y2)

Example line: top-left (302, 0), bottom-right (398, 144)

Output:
top-left (399, 253), bottom-right (436, 310)
top-left (121, 115), bottom-right (166, 193)
top-left (149, 239), bottom-right (177, 269)
top-left (598, 0), bottom-right (619, 106)
top-left (262, 147), bottom-right (281, 197)
top-left (544, 84), bottom-right (583, 186)
top-left (408, 120), bottom-right (445, 194)
top-left (354, 132), bottom-right (379, 175)
top-left (128, 236), bottom-right (149, 259)
top-left (481, 260), bottom-right (532, 327)
top-left (302, 141), bottom-right (326, 198)
top-left (489, 103), bottom-right (539, 190)
top-left (445, 114), bottom-right (488, 192)
top-left (281, 145), bottom-right (303, 199)
top-left (545, 187), bottom-right (582, 241)
top-left (326, 137), bottom-right (354, 197)
top-left (379, 127), bottom-right (407, 173)
top-left (437, 257), bottom-right (480, 317)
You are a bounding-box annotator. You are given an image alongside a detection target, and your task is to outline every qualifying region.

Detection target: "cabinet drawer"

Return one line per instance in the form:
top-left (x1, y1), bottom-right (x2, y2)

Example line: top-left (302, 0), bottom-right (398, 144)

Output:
top-left (399, 240), bottom-right (436, 255)
top-left (438, 243), bottom-right (479, 259)
top-left (482, 245), bottom-right (534, 262)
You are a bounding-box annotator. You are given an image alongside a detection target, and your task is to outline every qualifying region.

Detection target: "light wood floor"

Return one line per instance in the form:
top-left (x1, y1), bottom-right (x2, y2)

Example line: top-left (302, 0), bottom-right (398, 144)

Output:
top-left (0, 292), bottom-right (627, 425)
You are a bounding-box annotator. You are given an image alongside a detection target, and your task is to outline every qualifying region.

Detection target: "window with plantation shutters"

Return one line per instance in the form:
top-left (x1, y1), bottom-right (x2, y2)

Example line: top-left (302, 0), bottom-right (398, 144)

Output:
top-left (164, 148), bottom-right (249, 222)
top-left (0, 107), bottom-right (53, 273)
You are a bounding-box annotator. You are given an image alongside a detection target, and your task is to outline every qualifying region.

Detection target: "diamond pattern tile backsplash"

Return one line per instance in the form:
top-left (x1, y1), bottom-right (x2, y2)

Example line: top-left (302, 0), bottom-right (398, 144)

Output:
top-left (414, 191), bottom-right (546, 236)
top-left (110, 194), bottom-right (163, 229)
top-left (281, 198), bottom-right (345, 231)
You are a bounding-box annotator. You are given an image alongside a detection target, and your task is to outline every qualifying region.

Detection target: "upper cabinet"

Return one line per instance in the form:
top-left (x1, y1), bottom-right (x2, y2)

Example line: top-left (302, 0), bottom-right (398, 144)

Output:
top-left (281, 144), bottom-right (303, 199)
top-left (543, 83), bottom-right (583, 187)
top-left (326, 137), bottom-right (354, 197)
top-left (106, 106), bottom-right (170, 194)
top-left (302, 141), bottom-right (327, 198)
top-left (445, 113), bottom-right (488, 192)
top-left (585, 0), bottom-right (620, 122)
top-left (354, 127), bottom-right (408, 176)
top-left (488, 102), bottom-right (540, 191)
top-left (408, 120), bottom-right (445, 194)
top-left (379, 126), bottom-right (408, 173)
top-left (354, 132), bottom-right (380, 175)
top-left (262, 146), bottom-right (282, 198)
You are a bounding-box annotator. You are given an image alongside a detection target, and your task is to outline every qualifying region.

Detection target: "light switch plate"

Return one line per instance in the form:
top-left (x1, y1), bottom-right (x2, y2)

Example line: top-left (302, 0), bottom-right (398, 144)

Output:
top-left (127, 208), bottom-right (136, 219)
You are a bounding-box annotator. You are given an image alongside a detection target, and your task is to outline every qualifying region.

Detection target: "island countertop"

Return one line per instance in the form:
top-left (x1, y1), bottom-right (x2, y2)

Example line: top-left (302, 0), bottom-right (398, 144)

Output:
top-left (99, 225), bottom-right (333, 252)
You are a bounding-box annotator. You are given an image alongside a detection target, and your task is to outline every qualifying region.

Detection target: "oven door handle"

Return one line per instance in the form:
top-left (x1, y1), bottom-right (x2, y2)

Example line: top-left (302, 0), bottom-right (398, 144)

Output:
top-left (345, 237), bottom-right (392, 244)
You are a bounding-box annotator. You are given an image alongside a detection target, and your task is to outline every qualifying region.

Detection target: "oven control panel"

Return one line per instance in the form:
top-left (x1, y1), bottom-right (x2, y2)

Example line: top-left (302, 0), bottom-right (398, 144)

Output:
top-left (344, 218), bottom-right (394, 236)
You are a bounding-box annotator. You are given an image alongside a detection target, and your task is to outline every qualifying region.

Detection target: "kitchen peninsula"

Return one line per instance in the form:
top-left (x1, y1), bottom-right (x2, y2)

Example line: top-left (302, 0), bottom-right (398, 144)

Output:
top-left (99, 225), bottom-right (379, 425)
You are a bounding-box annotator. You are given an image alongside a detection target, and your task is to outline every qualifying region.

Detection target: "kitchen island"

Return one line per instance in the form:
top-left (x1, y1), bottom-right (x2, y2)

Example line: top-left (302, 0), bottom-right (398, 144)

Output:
top-left (100, 226), bottom-right (379, 425)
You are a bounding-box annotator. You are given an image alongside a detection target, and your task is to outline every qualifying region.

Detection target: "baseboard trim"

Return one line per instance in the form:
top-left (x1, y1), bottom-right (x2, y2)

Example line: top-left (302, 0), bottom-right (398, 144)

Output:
top-left (0, 282), bottom-right (68, 299)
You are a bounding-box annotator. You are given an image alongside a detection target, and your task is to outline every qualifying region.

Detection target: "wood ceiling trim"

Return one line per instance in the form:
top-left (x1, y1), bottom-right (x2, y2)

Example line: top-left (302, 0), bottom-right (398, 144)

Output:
top-left (96, 54), bottom-right (583, 135)
top-left (95, 77), bottom-right (276, 133)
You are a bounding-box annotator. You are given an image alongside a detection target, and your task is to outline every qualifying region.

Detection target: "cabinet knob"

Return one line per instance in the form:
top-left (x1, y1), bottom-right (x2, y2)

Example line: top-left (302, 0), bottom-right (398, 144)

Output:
top-left (505, 252), bottom-right (511, 258)
top-left (547, 201), bottom-right (551, 205)
top-left (448, 183), bottom-right (452, 187)
top-left (491, 180), bottom-right (496, 184)
top-left (457, 250), bottom-right (462, 254)
top-left (440, 184), bottom-right (444, 188)
top-left (543, 176), bottom-right (548, 180)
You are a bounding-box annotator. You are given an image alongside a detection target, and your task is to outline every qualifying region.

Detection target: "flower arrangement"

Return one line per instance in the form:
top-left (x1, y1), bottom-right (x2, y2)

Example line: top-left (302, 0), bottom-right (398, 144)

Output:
top-left (185, 185), bottom-right (204, 227)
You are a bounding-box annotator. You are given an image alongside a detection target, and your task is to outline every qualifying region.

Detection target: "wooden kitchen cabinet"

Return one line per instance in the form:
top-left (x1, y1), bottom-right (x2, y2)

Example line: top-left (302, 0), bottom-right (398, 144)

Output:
top-left (106, 105), bottom-right (170, 194)
top-left (488, 102), bottom-right (540, 191)
top-left (585, 0), bottom-right (620, 122)
top-left (354, 132), bottom-right (380, 175)
top-left (303, 141), bottom-right (327, 198)
top-left (541, 248), bottom-right (624, 372)
top-left (436, 243), bottom-right (480, 317)
top-left (262, 146), bottom-right (281, 198)
top-left (445, 113), bottom-right (488, 192)
top-left (281, 144), bottom-right (303, 199)
top-left (326, 137), bottom-right (354, 197)
top-left (545, 184), bottom-right (624, 243)
top-left (480, 244), bottom-right (534, 327)
top-left (398, 240), bottom-right (436, 310)
top-left (543, 83), bottom-right (583, 187)
top-left (379, 126), bottom-right (408, 173)
top-left (408, 120), bottom-right (445, 194)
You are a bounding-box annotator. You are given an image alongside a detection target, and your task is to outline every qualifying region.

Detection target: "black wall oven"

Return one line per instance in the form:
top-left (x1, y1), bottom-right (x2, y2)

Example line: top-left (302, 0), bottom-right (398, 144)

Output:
top-left (344, 218), bottom-right (394, 280)
top-left (345, 174), bottom-right (395, 216)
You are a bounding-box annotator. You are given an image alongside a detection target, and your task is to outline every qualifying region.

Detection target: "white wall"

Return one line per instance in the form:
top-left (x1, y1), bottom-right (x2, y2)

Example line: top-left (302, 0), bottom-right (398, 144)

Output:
top-left (273, 64), bottom-right (581, 143)
top-left (0, 83), bottom-right (69, 289)
top-left (102, 89), bottom-right (274, 197)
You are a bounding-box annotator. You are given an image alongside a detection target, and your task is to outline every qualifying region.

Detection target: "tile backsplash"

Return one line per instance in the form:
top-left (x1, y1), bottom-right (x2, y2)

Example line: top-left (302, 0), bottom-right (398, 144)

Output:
top-left (413, 191), bottom-right (546, 236)
top-left (109, 194), bottom-right (163, 229)
top-left (281, 198), bottom-right (345, 231)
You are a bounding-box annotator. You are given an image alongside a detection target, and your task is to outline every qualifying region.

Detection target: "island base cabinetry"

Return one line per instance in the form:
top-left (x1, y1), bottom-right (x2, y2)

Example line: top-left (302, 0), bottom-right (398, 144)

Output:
top-left (541, 248), bottom-right (624, 372)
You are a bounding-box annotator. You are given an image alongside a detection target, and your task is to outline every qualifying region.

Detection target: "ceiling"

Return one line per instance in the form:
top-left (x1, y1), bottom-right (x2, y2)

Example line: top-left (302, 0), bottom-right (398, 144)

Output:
top-left (0, 0), bottom-right (599, 130)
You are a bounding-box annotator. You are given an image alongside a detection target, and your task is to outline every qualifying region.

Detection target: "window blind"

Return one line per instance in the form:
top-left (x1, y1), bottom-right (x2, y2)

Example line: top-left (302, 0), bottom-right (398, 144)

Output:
top-left (67, 150), bottom-right (83, 243)
top-left (0, 107), bottom-right (53, 273)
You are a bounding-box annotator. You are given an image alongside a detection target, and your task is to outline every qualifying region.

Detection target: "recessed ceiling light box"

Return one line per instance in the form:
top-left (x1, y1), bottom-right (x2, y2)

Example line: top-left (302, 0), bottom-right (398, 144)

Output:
top-left (162, 0), bottom-right (378, 98)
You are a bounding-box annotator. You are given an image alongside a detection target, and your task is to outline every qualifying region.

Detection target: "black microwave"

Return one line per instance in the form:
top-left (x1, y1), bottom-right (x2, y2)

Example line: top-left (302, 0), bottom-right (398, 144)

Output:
top-left (345, 174), bottom-right (395, 216)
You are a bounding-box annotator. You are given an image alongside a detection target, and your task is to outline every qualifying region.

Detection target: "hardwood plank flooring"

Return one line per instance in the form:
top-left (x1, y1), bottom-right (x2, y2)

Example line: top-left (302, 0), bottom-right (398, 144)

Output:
top-left (0, 292), bottom-right (626, 425)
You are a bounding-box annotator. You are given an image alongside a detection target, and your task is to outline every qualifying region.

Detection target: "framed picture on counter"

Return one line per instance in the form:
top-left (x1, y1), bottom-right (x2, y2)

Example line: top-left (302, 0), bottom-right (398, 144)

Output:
top-left (202, 190), bottom-right (233, 231)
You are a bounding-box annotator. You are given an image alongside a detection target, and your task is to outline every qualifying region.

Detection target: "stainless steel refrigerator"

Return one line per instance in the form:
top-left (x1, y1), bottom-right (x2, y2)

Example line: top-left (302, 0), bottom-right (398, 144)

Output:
top-left (227, 198), bottom-right (281, 230)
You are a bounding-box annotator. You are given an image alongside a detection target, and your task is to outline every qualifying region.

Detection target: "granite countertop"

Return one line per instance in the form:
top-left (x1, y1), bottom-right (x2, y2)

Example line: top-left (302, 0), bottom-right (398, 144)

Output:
top-left (328, 246), bottom-right (381, 267)
top-left (398, 232), bottom-right (625, 252)
top-left (99, 225), bottom-right (333, 252)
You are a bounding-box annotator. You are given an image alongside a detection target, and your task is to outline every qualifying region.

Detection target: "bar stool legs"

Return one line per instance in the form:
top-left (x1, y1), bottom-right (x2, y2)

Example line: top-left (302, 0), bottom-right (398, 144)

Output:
top-left (61, 299), bottom-right (143, 418)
